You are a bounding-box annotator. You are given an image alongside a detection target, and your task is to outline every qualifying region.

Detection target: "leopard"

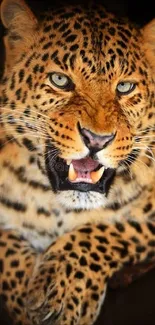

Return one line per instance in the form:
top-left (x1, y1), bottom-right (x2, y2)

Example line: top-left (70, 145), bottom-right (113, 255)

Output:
top-left (0, 0), bottom-right (155, 324)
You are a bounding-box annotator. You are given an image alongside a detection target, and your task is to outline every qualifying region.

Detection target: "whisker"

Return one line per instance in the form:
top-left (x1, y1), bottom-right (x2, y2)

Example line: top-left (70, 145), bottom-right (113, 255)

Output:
top-left (0, 105), bottom-right (51, 121)
top-left (126, 156), bottom-right (151, 172)
top-left (0, 117), bottom-right (48, 132)
top-left (132, 149), bottom-right (155, 167)
top-left (44, 149), bottom-right (59, 165)
top-left (136, 128), bottom-right (155, 135)
top-left (0, 128), bottom-right (50, 140)
top-left (122, 160), bottom-right (134, 179)
top-left (1, 132), bottom-right (52, 148)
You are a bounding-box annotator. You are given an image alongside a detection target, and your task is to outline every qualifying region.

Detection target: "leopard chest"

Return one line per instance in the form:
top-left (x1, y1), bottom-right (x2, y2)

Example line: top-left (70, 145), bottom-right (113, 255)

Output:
top-left (0, 143), bottom-right (66, 248)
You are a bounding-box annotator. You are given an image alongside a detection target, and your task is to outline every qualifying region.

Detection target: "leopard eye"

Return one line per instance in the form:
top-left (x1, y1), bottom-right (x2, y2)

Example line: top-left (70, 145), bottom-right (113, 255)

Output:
top-left (116, 81), bottom-right (136, 95)
top-left (49, 72), bottom-right (74, 91)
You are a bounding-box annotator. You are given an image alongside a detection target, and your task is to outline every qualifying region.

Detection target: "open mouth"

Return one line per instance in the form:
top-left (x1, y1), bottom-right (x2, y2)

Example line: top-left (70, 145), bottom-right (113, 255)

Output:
top-left (67, 157), bottom-right (105, 184)
top-left (45, 145), bottom-right (116, 194)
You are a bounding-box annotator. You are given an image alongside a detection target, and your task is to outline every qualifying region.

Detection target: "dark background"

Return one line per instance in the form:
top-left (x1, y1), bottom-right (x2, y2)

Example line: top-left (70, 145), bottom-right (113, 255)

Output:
top-left (0, 0), bottom-right (155, 324)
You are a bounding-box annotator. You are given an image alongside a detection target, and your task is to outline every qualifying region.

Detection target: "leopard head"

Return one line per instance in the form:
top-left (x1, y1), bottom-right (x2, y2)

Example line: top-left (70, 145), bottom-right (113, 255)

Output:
top-left (0, 0), bottom-right (155, 209)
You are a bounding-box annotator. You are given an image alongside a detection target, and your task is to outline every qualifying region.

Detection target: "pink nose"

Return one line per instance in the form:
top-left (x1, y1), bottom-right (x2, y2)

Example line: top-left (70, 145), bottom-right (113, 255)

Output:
top-left (79, 126), bottom-right (116, 153)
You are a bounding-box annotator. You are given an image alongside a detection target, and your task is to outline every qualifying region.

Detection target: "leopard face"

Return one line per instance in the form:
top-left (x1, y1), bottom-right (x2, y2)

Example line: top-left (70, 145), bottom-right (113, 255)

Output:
top-left (0, 0), bottom-right (155, 210)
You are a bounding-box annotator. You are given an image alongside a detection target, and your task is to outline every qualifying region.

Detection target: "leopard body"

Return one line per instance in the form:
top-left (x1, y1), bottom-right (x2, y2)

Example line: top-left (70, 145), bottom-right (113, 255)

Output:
top-left (0, 0), bottom-right (155, 324)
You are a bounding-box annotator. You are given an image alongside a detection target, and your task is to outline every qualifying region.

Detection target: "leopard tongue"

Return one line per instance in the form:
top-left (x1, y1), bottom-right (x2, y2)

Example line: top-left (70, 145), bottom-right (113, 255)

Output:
top-left (68, 163), bottom-right (105, 184)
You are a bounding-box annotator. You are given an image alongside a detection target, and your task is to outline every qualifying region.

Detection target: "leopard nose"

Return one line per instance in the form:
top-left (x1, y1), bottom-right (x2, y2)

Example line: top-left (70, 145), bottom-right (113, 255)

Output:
top-left (79, 126), bottom-right (116, 152)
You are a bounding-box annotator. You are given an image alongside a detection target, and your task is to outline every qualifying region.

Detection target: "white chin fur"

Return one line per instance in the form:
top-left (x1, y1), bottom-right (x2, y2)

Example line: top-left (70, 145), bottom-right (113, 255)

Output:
top-left (57, 190), bottom-right (107, 210)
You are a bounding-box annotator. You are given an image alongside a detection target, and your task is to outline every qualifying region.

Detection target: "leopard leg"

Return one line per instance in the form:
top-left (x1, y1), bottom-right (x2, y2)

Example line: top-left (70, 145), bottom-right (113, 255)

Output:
top-left (0, 228), bottom-right (37, 325)
top-left (27, 220), bottom-right (155, 325)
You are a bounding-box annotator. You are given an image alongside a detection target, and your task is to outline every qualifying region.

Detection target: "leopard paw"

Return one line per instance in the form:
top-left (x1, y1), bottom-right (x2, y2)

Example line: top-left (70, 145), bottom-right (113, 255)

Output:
top-left (26, 251), bottom-right (106, 325)
top-left (26, 254), bottom-right (65, 324)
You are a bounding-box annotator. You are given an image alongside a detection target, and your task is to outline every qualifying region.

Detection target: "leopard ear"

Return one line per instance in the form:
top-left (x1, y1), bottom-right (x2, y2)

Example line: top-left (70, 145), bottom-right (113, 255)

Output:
top-left (1, 0), bottom-right (38, 30)
top-left (142, 19), bottom-right (155, 72)
top-left (1, 0), bottom-right (38, 70)
top-left (143, 19), bottom-right (155, 46)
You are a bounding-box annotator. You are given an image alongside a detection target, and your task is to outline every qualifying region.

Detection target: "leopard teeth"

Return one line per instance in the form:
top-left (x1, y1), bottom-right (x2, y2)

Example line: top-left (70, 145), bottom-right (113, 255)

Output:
top-left (90, 166), bottom-right (105, 184)
top-left (66, 159), bottom-right (72, 165)
top-left (68, 163), bottom-right (78, 182)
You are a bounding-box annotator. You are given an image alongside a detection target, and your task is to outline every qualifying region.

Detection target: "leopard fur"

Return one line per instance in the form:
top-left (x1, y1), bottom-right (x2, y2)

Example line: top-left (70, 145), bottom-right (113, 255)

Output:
top-left (0, 0), bottom-right (155, 324)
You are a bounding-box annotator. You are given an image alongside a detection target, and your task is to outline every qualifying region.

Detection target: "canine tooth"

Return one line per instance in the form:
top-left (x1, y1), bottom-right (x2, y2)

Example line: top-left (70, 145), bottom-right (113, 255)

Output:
top-left (66, 159), bottom-right (72, 165)
top-left (68, 163), bottom-right (78, 181)
top-left (90, 166), bottom-right (105, 184)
